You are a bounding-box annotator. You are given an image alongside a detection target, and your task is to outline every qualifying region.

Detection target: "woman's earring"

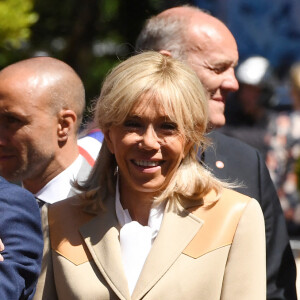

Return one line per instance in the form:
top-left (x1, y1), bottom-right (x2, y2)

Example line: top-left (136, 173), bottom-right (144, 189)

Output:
top-left (114, 165), bottom-right (119, 176)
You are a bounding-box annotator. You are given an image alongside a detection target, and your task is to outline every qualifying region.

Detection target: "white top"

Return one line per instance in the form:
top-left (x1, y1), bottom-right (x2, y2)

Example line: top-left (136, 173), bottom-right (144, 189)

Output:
top-left (35, 155), bottom-right (83, 204)
top-left (77, 135), bottom-right (102, 161)
top-left (115, 182), bottom-right (165, 295)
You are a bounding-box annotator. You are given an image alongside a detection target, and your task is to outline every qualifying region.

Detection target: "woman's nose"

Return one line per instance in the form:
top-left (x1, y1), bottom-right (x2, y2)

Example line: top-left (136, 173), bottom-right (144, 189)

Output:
top-left (139, 126), bottom-right (161, 150)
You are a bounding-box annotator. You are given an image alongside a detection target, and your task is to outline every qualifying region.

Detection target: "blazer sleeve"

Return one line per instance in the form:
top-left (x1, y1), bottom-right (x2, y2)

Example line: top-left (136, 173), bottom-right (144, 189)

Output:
top-left (220, 198), bottom-right (266, 300)
top-left (0, 183), bottom-right (43, 300)
top-left (33, 204), bottom-right (58, 300)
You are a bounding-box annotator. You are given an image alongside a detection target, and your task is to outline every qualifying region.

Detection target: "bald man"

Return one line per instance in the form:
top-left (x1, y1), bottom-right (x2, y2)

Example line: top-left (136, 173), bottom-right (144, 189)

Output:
top-left (136, 6), bottom-right (239, 130)
top-left (136, 6), bottom-right (297, 300)
top-left (0, 57), bottom-right (91, 204)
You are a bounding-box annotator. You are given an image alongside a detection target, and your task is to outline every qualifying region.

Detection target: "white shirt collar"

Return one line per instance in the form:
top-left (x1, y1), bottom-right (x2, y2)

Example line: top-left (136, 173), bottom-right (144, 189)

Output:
top-left (35, 155), bottom-right (83, 204)
top-left (115, 177), bottom-right (165, 295)
top-left (115, 178), bottom-right (165, 231)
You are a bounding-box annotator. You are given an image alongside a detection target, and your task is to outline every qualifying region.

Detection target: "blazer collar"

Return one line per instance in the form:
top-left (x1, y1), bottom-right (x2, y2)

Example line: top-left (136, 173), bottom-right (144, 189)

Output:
top-left (132, 199), bottom-right (203, 299)
top-left (79, 195), bottom-right (130, 300)
top-left (80, 196), bottom-right (204, 300)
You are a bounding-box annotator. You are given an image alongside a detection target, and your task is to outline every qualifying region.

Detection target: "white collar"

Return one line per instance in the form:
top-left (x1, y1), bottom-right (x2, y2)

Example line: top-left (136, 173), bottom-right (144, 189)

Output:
top-left (115, 178), bottom-right (165, 231)
top-left (114, 178), bottom-right (165, 295)
top-left (35, 155), bottom-right (83, 203)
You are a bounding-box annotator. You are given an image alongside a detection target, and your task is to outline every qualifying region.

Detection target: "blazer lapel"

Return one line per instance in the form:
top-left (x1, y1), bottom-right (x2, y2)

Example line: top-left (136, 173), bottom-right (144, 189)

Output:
top-left (132, 200), bottom-right (204, 300)
top-left (79, 196), bottom-right (131, 300)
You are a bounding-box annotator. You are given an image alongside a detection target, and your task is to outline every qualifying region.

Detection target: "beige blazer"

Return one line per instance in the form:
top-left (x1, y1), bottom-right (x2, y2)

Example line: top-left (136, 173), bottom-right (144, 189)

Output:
top-left (34, 188), bottom-right (266, 300)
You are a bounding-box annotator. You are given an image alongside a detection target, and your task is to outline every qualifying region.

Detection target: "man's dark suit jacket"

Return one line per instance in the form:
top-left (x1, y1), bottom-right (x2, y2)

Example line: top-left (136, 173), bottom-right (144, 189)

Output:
top-left (201, 131), bottom-right (297, 300)
top-left (0, 177), bottom-right (43, 300)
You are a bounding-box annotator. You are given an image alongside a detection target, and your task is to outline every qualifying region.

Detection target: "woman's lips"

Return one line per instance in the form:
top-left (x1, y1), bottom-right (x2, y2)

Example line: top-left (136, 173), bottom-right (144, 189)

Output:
top-left (132, 159), bottom-right (163, 167)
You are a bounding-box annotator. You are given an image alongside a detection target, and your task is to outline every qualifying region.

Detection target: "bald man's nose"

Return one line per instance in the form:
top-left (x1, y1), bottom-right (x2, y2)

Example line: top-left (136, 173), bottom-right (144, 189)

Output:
top-left (222, 69), bottom-right (239, 92)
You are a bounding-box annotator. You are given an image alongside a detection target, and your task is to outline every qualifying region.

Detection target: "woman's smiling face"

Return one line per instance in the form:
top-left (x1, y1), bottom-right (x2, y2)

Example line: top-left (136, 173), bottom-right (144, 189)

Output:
top-left (104, 96), bottom-right (189, 196)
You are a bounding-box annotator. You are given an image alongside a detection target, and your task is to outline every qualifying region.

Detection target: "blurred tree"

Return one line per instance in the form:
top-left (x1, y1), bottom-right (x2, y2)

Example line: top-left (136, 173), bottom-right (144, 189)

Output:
top-left (28, 0), bottom-right (167, 110)
top-left (0, 0), bottom-right (38, 48)
top-left (0, 0), bottom-right (191, 119)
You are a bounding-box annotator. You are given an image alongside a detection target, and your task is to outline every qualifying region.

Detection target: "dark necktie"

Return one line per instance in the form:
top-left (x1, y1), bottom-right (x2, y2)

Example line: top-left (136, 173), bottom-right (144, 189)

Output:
top-left (35, 197), bottom-right (46, 209)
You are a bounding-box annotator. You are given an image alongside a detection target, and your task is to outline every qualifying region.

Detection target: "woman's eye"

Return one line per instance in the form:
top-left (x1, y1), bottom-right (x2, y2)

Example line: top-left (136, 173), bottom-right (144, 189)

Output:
top-left (161, 122), bottom-right (178, 131)
top-left (123, 120), bottom-right (141, 128)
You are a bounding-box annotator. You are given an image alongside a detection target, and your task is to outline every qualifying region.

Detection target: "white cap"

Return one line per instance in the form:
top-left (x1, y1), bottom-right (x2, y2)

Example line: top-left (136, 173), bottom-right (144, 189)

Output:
top-left (236, 56), bottom-right (273, 86)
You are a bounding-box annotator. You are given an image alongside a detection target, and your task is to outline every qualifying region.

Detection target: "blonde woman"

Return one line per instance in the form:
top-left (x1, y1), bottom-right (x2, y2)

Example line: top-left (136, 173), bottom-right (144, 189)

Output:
top-left (34, 52), bottom-right (265, 300)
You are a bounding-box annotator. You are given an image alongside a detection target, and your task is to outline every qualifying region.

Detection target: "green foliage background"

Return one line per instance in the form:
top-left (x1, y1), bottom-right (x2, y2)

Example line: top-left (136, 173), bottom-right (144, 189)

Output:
top-left (0, 0), bottom-right (38, 48)
top-left (0, 0), bottom-right (190, 120)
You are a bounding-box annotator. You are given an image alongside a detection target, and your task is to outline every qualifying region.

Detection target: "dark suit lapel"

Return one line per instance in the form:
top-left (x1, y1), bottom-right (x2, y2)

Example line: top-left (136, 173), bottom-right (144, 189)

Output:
top-left (131, 200), bottom-right (203, 300)
top-left (202, 132), bottom-right (230, 180)
top-left (79, 196), bottom-right (131, 300)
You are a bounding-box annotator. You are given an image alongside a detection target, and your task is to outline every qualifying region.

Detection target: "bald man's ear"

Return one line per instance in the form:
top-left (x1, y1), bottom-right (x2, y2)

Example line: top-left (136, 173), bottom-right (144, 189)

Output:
top-left (159, 50), bottom-right (173, 57)
top-left (57, 109), bottom-right (77, 142)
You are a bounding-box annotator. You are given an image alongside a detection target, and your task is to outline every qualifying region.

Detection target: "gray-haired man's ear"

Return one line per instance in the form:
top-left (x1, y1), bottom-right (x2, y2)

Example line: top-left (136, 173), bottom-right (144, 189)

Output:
top-left (159, 50), bottom-right (173, 57)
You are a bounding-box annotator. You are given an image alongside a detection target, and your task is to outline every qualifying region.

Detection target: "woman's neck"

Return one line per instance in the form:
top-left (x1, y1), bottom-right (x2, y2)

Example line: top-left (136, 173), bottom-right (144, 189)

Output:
top-left (119, 182), bottom-right (157, 226)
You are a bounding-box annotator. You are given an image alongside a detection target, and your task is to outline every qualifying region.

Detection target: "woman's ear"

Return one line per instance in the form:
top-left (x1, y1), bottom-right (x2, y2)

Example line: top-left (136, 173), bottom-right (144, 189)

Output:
top-left (183, 140), bottom-right (193, 158)
top-left (57, 109), bottom-right (77, 142)
top-left (103, 129), bottom-right (115, 154)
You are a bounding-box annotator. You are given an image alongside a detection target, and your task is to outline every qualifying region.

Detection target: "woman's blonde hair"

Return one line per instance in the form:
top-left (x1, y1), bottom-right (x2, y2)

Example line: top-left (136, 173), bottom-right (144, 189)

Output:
top-left (79, 51), bottom-right (224, 210)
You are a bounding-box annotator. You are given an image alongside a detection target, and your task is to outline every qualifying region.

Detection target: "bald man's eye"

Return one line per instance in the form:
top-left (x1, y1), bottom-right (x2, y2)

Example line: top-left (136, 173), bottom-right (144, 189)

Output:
top-left (213, 66), bottom-right (229, 74)
top-left (2, 115), bottom-right (26, 129)
top-left (5, 116), bottom-right (22, 124)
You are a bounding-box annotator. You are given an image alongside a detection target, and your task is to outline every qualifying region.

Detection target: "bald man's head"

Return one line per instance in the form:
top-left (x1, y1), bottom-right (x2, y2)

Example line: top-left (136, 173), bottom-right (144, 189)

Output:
top-left (0, 57), bottom-right (85, 188)
top-left (0, 57), bottom-right (85, 129)
top-left (136, 6), bottom-right (212, 59)
top-left (136, 6), bottom-right (239, 128)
